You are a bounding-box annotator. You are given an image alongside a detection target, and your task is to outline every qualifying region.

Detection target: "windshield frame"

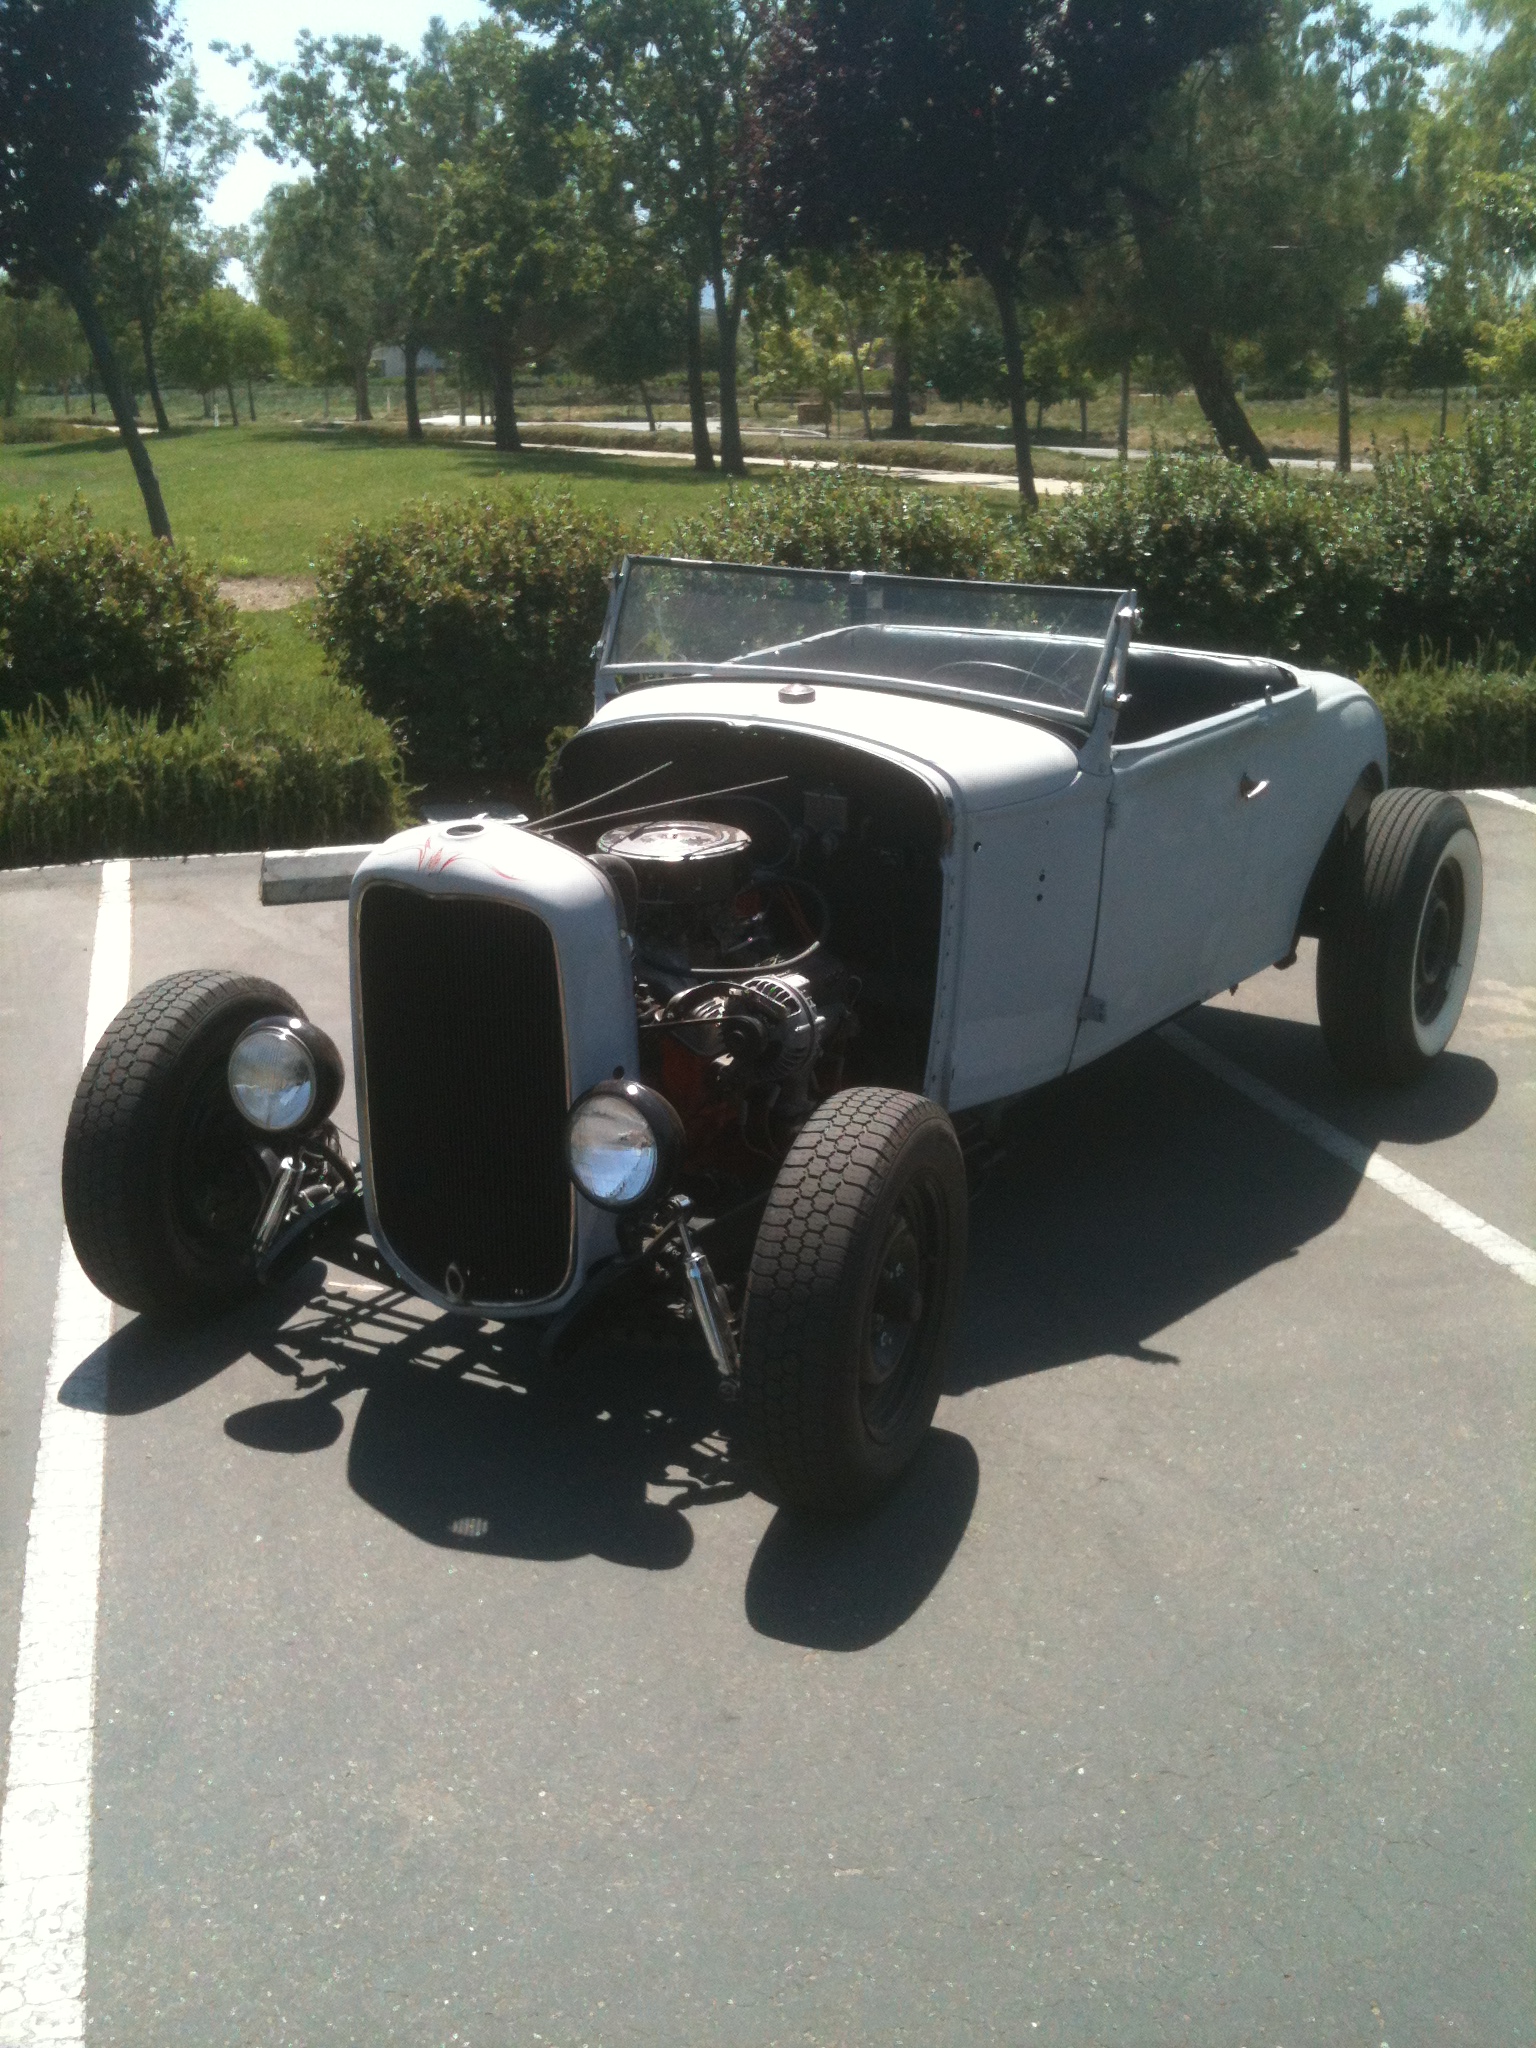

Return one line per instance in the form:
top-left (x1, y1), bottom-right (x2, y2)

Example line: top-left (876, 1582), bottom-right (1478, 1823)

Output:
top-left (593, 555), bottom-right (1137, 732)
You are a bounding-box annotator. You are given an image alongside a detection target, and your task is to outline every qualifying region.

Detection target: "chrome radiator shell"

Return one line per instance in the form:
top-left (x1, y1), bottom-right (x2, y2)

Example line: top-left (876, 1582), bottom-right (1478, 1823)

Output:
top-left (348, 821), bottom-right (639, 1315)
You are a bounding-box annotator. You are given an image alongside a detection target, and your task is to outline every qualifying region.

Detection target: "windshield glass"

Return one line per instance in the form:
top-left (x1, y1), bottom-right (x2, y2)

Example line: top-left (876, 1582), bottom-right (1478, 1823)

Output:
top-left (603, 558), bottom-right (1128, 722)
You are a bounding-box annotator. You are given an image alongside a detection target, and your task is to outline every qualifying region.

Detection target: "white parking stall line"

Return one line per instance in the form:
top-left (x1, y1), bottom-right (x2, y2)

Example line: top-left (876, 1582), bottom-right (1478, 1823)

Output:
top-left (1469, 788), bottom-right (1536, 816)
top-left (1162, 1022), bottom-right (1536, 1289)
top-left (0, 860), bottom-right (131, 2048)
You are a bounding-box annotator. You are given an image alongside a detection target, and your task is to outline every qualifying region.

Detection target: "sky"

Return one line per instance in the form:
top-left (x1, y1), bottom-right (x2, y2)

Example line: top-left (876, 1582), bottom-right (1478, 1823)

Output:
top-left (179, 0), bottom-right (1476, 235)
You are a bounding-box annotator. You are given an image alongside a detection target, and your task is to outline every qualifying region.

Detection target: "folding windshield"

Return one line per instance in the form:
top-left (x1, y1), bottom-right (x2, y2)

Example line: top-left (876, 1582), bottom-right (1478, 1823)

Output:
top-left (597, 557), bottom-right (1133, 726)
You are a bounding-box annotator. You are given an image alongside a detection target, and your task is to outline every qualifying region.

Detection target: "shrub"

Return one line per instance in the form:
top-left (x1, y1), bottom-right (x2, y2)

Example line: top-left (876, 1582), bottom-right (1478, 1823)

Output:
top-left (314, 490), bottom-right (630, 787)
top-left (1367, 403), bottom-right (1536, 662)
top-left (1014, 402), bottom-right (1536, 672)
top-left (0, 694), bottom-right (409, 867)
top-left (667, 466), bottom-right (1009, 579)
top-left (1364, 660), bottom-right (1533, 791)
top-left (0, 497), bottom-right (240, 722)
top-left (1012, 452), bottom-right (1377, 667)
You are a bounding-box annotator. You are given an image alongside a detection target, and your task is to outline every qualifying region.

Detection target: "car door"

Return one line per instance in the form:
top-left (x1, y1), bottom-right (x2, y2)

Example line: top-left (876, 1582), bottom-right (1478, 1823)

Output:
top-left (1226, 677), bottom-right (1346, 980)
top-left (1070, 700), bottom-right (1266, 1067)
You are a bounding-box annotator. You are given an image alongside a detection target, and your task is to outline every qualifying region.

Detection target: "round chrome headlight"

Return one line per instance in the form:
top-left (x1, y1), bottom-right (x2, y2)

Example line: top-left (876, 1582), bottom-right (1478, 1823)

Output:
top-left (228, 1020), bottom-right (321, 1133)
top-left (566, 1081), bottom-right (682, 1211)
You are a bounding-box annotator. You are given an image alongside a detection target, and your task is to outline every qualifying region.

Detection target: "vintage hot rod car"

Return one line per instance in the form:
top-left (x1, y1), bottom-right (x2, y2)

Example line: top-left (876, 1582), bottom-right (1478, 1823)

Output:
top-left (63, 559), bottom-right (1483, 1512)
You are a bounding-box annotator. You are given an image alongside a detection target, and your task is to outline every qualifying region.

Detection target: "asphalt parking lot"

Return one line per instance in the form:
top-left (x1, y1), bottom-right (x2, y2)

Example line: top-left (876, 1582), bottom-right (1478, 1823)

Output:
top-left (1, 791), bottom-right (1531, 2048)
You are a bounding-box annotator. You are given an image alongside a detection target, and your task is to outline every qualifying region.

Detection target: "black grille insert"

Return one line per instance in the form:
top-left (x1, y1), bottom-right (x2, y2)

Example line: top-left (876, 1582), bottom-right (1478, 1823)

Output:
top-left (357, 884), bottom-right (572, 1303)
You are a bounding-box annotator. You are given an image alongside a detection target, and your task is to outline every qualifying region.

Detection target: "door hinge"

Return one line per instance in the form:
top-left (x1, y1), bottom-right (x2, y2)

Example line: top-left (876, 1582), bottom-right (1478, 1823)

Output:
top-left (1105, 794), bottom-right (1118, 829)
top-left (1077, 993), bottom-right (1107, 1024)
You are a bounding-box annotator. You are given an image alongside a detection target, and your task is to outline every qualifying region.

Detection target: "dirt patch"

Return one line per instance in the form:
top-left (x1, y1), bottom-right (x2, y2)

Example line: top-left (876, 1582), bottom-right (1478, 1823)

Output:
top-left (219, 576), bottom-right (317, 612)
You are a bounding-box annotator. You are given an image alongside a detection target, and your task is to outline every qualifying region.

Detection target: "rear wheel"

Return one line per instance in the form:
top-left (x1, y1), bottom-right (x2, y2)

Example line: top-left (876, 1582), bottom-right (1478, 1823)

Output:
top-left (62, 969), bottom-right (306, 1316)
top-left (1316, 788), bottom-right (1482, 1086)
top-left (738, 1087), bottom-right (968, 1516)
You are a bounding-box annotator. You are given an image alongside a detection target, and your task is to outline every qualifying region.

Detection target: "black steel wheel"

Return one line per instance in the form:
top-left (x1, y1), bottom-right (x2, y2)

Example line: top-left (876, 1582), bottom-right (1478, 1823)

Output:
top-left (1316, 788), bottom-right (1483, 1086)
top-left (738, 1087), bottom-right (968, 1516)
top-left (62, 969), bottom-right (306, 1317)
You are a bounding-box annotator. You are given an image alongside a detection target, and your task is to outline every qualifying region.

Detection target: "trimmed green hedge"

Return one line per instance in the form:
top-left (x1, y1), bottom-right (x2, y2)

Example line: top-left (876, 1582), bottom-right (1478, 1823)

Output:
top-left (1014, 403), bottom-right (1536, 671)
top-left (0, 498), bottom-right (240, 722)
top-left (313, 489), bottom-right (630, 787)
top-left (0, 695), bottom-right (409, 867)
top-left (1365, 661), bottom-right (1533, 791)
top-left (667, 465), bottom-right (1010, 573)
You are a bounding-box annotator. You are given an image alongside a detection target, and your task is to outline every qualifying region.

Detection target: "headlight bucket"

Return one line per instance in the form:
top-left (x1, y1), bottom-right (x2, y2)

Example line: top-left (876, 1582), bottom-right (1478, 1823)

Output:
top-left (566, 1080), bottom-right (684, 1211)
top-left (228, 1015), bottom-right (344, 1136)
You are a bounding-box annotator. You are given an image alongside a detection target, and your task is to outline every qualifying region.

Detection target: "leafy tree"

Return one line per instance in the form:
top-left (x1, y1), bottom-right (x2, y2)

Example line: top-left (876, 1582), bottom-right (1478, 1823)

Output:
top-left (235, 33), bottom-right (427, 427)
top-left (514, 0), bottom-right (771, 477)
top-left (160, 286), bottom-right (240, 420)
top-left (570, 211), bottom-right (689, 429)
top-left (0, 283), bottom-right (85, 416)
top-left (1420, 0), bottom-right (1536, 321)
top-left (751, 0), bottom-right (1264, 504)
top-left (161, 289), bottom-right (282, 420)
top-left (749, 263), bottom-right (852, 432)
top-left (753, 253), bottom-right (892, 437)
top-left (912, 277), bottom-right (1008, 413)
top-left (94, 65), bottom-right (238, 433)
top-left (1127, 2), bottom-right (1435, 474)
top-left (255, 173), bottom-right (380, 419)
top-left (1277, 4), bottom-right (1437, 470)
top-left (0, 0), bottom-right (175, 535)
top-left (415, 22), bottom-right (589, 453)
top-left (1472, 309), bottom-right (1536, 390)
top-left (1406, 287), bottom-right (1475, 433)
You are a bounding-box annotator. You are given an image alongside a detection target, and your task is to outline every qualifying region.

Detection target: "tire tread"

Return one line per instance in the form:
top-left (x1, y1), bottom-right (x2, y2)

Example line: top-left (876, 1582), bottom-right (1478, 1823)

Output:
top-left (739, 1087), bottom-right (965, 1512)
top-left (62, 968), bottom-right (300, 1314)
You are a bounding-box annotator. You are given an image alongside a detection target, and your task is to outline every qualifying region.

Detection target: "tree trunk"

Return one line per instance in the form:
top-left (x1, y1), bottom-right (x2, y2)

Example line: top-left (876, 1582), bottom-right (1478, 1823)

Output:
top-left (1079, 392), bottom-right (1088, 440)
top-left (639, 381), bottom-right (656, 432)
top-left (140, 325), bottom-right (171, 435)
top-left (1439, 383), bottom-right (1448, 437)
top-left (225, 379), bottom-right (240, 426)
top-left (1336, 345), bottom-right (1351, 474)
top-left (987, 270), bottom-right (1039, 511)
top-left (684, 288), bottom-right (714, 473)
top-left (490, 342), bottom-right (520, 452)
top-left (353, 359), bottom-right (372, 422)
top-left (56, 260), bottom-right (171, 540)
top-left (1176, 326), bottom-right (1271, 471)
top-left (890, 338), bottom-right (913, 436)
top-left (711, 272), bottom-right (747, 477)
top-left (849, 335), bottom-right (873, 440)
top-left (1117, 360), bottom-right (1131, 459)
top-left (458, 368), bottom-right (467, 427)
top-left (247, 378), bottom-right (256, 421)
top-left (403, 336), bottom-right (424, 443)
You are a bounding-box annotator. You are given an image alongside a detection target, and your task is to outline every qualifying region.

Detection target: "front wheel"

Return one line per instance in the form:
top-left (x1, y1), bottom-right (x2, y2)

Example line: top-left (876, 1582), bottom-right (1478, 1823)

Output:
top-left (62, 969), bottom-right (308, 1317)
top-left (1316, 788), bottom-right (1483, 1086)
top-left (738, 1087), bottom-right (968, 1517)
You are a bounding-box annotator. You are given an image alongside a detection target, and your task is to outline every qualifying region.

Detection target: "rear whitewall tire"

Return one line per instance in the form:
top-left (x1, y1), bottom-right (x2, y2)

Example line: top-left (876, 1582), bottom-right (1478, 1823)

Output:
top-left (1316, 789), bottom-right (1483, 1086)
top-left (1409, 824), bottom-right (1482, 1061)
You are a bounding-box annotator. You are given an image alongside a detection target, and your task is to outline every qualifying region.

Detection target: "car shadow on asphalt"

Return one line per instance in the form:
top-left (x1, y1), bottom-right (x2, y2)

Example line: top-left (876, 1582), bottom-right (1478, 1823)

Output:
top-left (950, 1018), bottom-right (1498, 1393)
top-left (228, 1295), bottom-right (979, 1648)
top-left (58, 1003), bottom-right (1496, 1650)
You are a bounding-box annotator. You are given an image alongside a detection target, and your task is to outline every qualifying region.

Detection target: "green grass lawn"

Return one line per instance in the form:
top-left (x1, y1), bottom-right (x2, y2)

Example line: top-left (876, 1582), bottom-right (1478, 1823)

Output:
top-left (0, 424), bottom-right (738, 578)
